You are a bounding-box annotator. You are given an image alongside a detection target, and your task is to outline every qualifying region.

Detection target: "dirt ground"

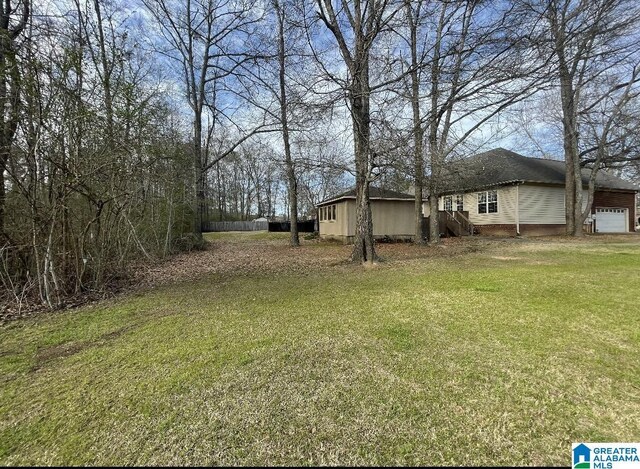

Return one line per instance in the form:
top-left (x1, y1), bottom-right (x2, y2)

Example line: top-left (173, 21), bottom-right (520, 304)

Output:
top-left (134, 231), bottom-right (639, 288)
top-left (133, 235), bottom-right (479, 288)
top-left (3, 232), bottom-right (638, 323)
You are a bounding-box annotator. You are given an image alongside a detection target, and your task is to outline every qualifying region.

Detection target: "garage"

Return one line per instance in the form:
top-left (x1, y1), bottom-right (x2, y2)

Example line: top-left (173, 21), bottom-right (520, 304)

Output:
top-left (595, 208), bottom-right (628, 233)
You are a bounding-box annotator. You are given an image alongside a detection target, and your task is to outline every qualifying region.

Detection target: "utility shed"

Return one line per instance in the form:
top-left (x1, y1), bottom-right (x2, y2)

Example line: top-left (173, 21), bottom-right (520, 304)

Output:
top-left (317, 187), bottom-right (415, 243)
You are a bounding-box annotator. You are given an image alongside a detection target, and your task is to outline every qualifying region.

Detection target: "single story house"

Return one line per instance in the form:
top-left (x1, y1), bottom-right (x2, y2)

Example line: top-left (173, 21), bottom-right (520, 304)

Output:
top-left (428, 148), bottom-right (639, 236)
top-left (317, 187), bottom-right (415, 242)
top-left (317, 148), bottom-right (638, 241)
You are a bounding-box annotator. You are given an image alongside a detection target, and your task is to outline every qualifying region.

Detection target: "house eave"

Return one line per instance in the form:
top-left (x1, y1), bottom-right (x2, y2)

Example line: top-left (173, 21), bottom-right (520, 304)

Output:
top-left (316, 196), bottom-right (415, 207)
top-left (440, 180), bottom-right (639, 195)
top-left (592, 185), bottom-right (639, 193)
top-left (439, 180), bottom-right (524, 196)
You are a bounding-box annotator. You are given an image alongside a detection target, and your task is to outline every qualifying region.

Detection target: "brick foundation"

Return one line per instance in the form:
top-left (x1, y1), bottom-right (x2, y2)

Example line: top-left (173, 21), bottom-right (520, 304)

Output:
top-left (474, 224), bottom-right (518, 236)
top-left (476, 224), bottom-right (569, 236)
top-left (518, 224), bottom-right (567, 236)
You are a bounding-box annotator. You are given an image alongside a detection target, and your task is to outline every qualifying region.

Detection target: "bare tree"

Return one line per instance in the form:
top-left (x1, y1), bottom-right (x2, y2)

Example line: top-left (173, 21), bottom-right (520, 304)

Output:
top-left (315, 0), bottom-right (402, 263)
top-left (0, 0), bottom-right (29, 239)
top-left (1, 0), bottom-right (195, 311)
top-left (235, 0), bottom-right (339, 243)
top-left (274, 0), bottom-right (299, 245)
top-left (142, 0), bottom-right (270, 244)
top-left (404, 0), bottom-right (426, 244)
top-left (529, 0), bottom-right (640, 235)
top-left (403, 1), bottom-right (543, 244)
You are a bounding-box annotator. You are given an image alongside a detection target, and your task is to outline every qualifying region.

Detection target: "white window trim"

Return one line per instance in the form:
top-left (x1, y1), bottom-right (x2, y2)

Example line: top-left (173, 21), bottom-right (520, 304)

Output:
top-left (444, 195), bottom-right (453, 211)
top-left (455, 194), bottom-right (464, 212)
top-left (477, 190), bottom-right (499, 214)
top-left (320, 204), bottom-right (337, 222)
top-left (441, 194), bottom-right (464, 212)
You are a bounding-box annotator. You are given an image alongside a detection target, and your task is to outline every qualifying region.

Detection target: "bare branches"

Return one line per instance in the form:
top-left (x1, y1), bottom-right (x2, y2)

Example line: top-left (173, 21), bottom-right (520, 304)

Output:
top-left (314, 0), bottom-right (406, 262)
top-left (2, 0), bottom-right (198, 310)
top-left (316, 0), bottom-right (354, 70)
top-left (520, 0), bottom-right (640, 235)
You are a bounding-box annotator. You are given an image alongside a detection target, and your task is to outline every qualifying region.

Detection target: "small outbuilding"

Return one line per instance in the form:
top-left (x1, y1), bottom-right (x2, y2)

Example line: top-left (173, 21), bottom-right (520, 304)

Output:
top-left (317, 187), bottom-right (415, 243)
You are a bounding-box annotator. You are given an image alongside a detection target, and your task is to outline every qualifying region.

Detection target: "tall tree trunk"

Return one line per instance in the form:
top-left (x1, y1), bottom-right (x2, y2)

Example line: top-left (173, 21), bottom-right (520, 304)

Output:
top-left (572, 151), bottom-right (584, 236)
top-left (194, 109), bottom-right (205, 238)
top-left (0, 2), bottom-right (27, 238)
top-left (413, 145), bottom-right (424, 244)
top-left (406, 1), bottom-right (425, 244)
top-left (216, 162), bottom-right (224, 220)
top-left (428, 193), bottom-right (439, 242)
top-left (564, 157), bottom-right (576, 235)
top-left (0, 168), bottom-right (5, 237)
top-left (427, 150), bottom-right (442, 244)
top-left (350, 59), bottom-right (376, 263)
top-left (559, 67), bottom-right (578, 236)
top-left (93, 0), bottom-right (114, 145)
top-left (551, 7), bottom-right (582, 237)
top-left (316, 0), bottom-right (390, 264)
top-left (274, 0), bottom-right (299, 246)
top-left (427, 5), bottom-right (445, 246)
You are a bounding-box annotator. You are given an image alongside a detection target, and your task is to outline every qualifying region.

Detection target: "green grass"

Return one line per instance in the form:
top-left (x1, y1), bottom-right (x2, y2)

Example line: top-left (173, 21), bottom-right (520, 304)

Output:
top-left (1, 239), bottom-right (640, 465)
top-left (203, 231), bottom-right (290, 242)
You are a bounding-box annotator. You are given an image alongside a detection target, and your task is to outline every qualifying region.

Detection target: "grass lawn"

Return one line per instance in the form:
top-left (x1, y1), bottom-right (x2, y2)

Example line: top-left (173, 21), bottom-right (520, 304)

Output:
top-left (1, 237), bottom-right (639, 465)
top-left (203, 230), bottom-right (291, 242)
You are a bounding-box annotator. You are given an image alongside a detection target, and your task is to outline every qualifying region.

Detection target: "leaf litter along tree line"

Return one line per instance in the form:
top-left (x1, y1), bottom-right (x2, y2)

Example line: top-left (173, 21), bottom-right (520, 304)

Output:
top-left (1, 0), bottom-right (639, 311)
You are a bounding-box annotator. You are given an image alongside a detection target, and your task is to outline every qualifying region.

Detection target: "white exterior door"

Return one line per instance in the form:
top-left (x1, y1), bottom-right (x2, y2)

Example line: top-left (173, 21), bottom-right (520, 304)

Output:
top-left (595, 208), bottom-right (627, 233)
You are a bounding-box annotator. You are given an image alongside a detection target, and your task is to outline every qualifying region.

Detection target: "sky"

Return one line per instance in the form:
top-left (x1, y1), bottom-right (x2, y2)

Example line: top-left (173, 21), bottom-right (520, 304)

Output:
top-left (39, 0), bottom-right (637, 205)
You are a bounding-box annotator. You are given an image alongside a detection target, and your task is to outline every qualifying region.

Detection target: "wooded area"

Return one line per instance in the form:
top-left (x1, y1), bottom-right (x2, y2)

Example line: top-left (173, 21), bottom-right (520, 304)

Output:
top-left (2, 0), bottom-right (640, 310)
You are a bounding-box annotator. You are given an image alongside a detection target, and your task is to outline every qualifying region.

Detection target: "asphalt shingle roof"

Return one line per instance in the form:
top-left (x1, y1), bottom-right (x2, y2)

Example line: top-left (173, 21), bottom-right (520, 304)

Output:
top-left (318, 186), bottom-right (413, 206)
top-left (440, 148), bottom-right (639, 193)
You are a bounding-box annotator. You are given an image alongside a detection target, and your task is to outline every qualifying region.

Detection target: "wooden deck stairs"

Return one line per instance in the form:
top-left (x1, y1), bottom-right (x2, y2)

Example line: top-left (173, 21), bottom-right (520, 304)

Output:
top-left (422, 211), bottom-right (475, 239)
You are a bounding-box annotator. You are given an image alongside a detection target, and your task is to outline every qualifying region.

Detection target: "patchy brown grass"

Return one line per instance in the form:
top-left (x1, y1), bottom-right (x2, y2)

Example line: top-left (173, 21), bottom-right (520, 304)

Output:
top-left (133, 235), bottom-right (492, 289)
top-left (1, 231), bottom-right (640, 465)
top-left (4, 232), bottom-right (638, 324)
top-left (131, 231), bottom-right (640, 289)
top-left (134, 237), bottom-right (349, 288)
top-left (31, 324), bottom-right (139, 372)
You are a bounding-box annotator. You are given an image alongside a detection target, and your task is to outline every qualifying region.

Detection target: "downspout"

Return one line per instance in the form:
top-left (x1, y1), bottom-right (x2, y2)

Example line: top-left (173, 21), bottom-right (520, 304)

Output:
top-left (515, 183), bottom-right (520, 236)
top-left (633, 191), bottom-right (637, 232)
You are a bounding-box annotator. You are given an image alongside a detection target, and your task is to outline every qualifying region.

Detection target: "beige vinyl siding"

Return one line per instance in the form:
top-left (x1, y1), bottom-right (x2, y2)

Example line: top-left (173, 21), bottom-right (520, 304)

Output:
top-left (320, 199), bottom-right (413, 238)
top-left (319, 200), bottom-right (350, 237)
top-left (518, 184), bottom-right (588, 224)
top-left (346, 200), bottom-right (356, 236)
top-left (371, 200), bottom-right (414, 236)
top-left (433, 184), bottom-right (592, 228)
top-left (440, 186), bottom-right (518, 225)
top-left (519, 185), bottom-right (564, 224)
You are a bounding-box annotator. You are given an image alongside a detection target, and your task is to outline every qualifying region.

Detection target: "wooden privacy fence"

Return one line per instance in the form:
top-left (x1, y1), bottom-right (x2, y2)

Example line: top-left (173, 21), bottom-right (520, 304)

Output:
top-left (204, 220), bottom-right (268, 232)
top-left (268, 220), bottom-right (316, 233)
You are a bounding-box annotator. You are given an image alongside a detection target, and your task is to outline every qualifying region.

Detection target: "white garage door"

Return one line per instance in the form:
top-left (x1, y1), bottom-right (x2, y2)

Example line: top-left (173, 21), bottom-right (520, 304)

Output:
top-left (595, 208), bottom-right (627, 233)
